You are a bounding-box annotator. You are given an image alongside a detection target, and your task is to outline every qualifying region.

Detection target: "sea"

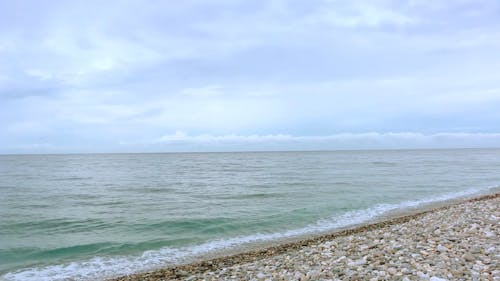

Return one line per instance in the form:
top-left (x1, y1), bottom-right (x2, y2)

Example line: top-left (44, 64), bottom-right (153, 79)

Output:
top-left (1, 149), bottom-right (499, 280)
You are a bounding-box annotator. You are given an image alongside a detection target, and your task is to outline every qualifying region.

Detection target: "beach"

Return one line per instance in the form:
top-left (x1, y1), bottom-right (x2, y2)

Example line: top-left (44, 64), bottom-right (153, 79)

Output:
top-left (2, 151), bottom-right (500, 281)
top-left (4, 0), bottom-right (500, 279)
top-left (113, 193), bottom-right (499, 281)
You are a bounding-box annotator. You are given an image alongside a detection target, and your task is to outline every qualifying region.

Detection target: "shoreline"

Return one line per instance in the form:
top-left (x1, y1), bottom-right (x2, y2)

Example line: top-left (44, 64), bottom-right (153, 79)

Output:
top-left (112, 192), bottom-right (499, 280)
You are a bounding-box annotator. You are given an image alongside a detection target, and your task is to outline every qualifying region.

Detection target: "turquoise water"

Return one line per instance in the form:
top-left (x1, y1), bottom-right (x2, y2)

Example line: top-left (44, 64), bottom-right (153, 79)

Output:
top-left (1, 149), bottom-right (499, 280)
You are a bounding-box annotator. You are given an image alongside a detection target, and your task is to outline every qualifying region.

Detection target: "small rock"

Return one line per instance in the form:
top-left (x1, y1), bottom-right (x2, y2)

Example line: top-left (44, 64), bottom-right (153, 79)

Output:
top-left (387, 267), bottom-right (397, 275)
top-left (470, 247), bottom-right (481, 254)
top-left (437, 245), bottom-right (447, 253)
top-left (430, 277), bottom-right (448, 281)
top-left (417, 271), bottom-right (429, 279)
top-left (485, 246), bottom-right (495, 254)
top-left (463, 253), bottom-right (475, 262)
top-left (347, 257), bottom-right (366, 267)
top-left (484, 230), bottom-right (494, 237)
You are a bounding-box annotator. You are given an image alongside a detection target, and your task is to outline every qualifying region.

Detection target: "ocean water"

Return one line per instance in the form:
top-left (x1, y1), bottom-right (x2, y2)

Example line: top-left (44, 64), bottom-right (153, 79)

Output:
top-left (1, 149), bottom-right (499, 280)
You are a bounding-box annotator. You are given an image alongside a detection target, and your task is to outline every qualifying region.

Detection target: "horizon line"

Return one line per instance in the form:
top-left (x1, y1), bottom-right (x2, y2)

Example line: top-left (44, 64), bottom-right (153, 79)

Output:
top-left (2, 146), bottom-right (500, 156)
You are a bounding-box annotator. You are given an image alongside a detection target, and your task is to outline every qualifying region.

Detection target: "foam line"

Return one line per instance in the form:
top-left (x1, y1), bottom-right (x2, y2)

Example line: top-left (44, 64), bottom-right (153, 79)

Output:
top-left (2, 185), bottom-right (497, 281)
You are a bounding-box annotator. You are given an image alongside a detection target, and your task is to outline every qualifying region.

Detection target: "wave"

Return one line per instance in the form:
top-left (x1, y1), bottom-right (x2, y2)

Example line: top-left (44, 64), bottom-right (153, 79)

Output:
top-left (2, 185), bottom-right (498, 281)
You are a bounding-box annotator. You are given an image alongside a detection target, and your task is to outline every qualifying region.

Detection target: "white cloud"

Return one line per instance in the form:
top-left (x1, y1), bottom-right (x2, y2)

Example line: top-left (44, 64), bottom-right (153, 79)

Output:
top-left (306, 2), bottom-right (418, 28)
top-left (157, 131), bottom-right (293, 142)
top-left (1, 1), bottom-right (500, 153)
top-left (149, 131), bottom-right (500, 150)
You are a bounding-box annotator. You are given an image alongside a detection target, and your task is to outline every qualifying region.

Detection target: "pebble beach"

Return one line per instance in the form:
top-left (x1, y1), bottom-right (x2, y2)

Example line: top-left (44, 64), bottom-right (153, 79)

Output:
top-left (113, 193), bottom-right (499, 281)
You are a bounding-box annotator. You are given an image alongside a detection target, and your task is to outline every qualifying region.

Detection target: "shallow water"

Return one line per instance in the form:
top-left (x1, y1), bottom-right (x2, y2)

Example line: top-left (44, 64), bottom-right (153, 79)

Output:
top-left (1, 149), bottom-right (499, 280)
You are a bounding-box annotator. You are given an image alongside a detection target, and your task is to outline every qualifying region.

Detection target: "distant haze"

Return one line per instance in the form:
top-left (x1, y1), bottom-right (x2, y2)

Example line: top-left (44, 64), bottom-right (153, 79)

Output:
top-left (1, 1), bottom-right (500, 153)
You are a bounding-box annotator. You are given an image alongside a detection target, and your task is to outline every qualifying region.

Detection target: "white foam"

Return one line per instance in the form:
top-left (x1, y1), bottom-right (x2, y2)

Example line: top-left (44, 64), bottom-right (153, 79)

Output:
top-left (2, 185), bottom-right (497, 281)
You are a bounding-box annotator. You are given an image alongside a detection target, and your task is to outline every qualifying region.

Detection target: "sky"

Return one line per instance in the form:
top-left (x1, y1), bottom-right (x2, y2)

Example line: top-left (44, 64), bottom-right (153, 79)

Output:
top-left (1, 0), bottom-right (500, 153)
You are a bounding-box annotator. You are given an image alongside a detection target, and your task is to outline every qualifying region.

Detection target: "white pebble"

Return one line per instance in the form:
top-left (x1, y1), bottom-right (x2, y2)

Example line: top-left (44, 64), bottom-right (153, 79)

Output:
top-left (437, 245), bottom-right (448, 253)
top-left (430, 277), bottom-right (448, 281)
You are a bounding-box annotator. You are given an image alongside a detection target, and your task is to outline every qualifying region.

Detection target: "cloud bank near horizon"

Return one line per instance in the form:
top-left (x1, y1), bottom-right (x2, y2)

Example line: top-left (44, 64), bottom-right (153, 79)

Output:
top-left (1, 1), bottom-right (500, 153)
top-left (5, 132), bottom-right (500, 154)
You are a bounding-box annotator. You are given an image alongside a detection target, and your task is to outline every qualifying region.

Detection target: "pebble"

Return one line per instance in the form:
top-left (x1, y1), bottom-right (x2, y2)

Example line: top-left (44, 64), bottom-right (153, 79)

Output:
top-left (437, 245), bottom-right (448, 253)
top-left (463, 253), bottom-right (475, 262)
top-left (430, 277), bottom-right (448, 281)
top-left (111, 194), bottom-right (500, 281)
top-left (387, 267), bottom-right (397, 275)
top-left (347, 257), bottom-right (366, 267)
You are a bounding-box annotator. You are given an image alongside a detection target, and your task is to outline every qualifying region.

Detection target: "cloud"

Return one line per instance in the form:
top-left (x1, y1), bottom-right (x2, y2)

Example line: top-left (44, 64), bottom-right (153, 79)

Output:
top-left (137, 131), bottom-right (500, 151)
top-left (5, 131), bottom-right (499, 154)
top-left (1, 1), bottom-right (500, 153)
top-left (304, 2), bottom-right (418, 28)
top-left (157, 131), bottom-right (293, 142)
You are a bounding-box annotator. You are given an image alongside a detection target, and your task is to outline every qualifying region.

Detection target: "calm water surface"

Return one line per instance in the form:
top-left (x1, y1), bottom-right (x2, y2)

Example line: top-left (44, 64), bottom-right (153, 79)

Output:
top-left (1, 149), bottom-right (499, 280)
